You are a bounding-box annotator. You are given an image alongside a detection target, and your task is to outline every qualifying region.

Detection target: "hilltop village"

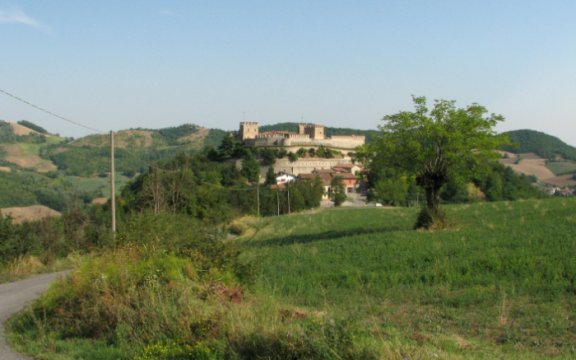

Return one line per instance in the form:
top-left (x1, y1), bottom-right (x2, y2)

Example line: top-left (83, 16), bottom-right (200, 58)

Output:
top-left (237, 122), bottom-right (365, 197)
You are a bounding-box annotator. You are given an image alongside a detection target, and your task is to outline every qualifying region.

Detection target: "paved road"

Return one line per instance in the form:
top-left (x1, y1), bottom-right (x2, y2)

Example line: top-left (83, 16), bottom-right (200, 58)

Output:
top-left (0, 271), bottom-right (69, 360)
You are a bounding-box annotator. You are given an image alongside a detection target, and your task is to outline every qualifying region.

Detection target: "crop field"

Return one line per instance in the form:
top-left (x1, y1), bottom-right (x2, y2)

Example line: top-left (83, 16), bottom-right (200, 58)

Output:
top-left (239, 199), bottom-right (576, 358)
top-left (64, 175), bottom-right (131, 197)
top-left (0, 143), bottom-right (57, 172)
top-left (548, 161), bottom-right (576, 176)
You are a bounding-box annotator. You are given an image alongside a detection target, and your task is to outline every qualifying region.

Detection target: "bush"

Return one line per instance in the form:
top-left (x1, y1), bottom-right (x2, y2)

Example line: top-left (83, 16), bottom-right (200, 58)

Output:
top-left (414, 206), bottom-right (446, 230)
top-left (229, 318), bottom-right (380, 360)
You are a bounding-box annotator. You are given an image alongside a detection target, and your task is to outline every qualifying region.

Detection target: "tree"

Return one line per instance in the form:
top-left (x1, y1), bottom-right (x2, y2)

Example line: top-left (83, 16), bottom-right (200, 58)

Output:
top-left (259, 148), bottom-right (277, 166)
top-left (374, 96), bottom-right (507, 229)
top-left (330, 175), bottom-right (347, 207)
top-left (264, 166), bottom-right (277, 186)
top-left (296, 148), bottom-right (308, 157)
top-left (241, 153), bottom-right (260, 184)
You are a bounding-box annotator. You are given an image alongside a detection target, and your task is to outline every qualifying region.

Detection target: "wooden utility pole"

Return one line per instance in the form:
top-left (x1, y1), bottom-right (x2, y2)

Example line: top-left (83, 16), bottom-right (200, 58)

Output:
top-left (287, 185), bottom-right (291, 214)
top-left (256, 184), bottom-right (260, 217)
top-left (276, 190), bottom-right (280, 216)
top-left (110, 131), bottom-right (116, 235)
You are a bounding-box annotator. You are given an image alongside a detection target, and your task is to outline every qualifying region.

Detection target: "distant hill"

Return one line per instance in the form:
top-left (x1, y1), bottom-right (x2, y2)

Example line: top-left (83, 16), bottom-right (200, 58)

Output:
top-left (259, 122), bottom-right (379, 143)
top-left (43, 124), bottom-right (226, 177)
top-left (0, 120), bottom-right (227, 209)
top-left (502, 129), bottom-right (576, 161)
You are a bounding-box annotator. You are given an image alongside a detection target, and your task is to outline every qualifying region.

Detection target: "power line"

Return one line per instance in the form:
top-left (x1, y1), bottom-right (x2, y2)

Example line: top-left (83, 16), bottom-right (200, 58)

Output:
top-left (0, 88), bottom-right (103, 133)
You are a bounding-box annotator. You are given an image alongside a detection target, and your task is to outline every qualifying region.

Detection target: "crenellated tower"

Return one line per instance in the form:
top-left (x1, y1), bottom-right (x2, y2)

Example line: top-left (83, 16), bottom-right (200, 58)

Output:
top-left (239, 122), bottom-right (259, 140)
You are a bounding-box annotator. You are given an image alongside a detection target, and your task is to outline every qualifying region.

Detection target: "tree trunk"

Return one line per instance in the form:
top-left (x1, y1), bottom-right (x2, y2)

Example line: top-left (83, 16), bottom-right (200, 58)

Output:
top-left (415, 171), bottom-right (447, 229)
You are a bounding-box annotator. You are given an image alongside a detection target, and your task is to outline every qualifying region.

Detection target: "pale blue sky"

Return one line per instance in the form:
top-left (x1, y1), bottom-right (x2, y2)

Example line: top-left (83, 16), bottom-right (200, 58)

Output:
top-left (1, 1), bottom-right (575, 145)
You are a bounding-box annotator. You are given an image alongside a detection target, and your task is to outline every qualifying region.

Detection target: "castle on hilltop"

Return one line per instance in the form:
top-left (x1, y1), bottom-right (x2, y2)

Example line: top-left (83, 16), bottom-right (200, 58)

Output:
top-left (238, 122), bottom-right (364, 150)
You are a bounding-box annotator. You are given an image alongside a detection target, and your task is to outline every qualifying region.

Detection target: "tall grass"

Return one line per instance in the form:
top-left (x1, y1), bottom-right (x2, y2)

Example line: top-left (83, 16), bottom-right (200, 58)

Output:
top-left (7, 212), bottom-right (380, 359)
top-left (240, 198), bottom-right (576, 358)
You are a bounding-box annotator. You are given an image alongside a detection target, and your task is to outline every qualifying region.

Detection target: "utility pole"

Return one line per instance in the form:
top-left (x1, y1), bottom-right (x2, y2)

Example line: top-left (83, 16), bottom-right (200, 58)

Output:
top-left (256, 184), bottom-right (260, 217)
top-left (110, 131), bottom-right (116, 235)
top-left (287, 185), bottom-right (291, 214)
top-left (276, 190), bottom-right (280, 216)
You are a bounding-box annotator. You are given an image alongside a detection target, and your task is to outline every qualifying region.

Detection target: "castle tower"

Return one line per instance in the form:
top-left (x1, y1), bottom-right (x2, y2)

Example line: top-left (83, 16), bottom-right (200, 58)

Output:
top-left (299, 123), bottom-right (325, 140)
top-left (239, 122), bottom-right (259, 140)
top-left (298, 123), bottom-right (307, 135)
top-left (311, 124), bottom-right (325, 140)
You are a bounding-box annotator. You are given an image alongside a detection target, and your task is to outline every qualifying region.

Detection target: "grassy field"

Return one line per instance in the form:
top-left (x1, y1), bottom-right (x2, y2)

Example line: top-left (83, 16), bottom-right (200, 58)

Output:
top-left (238, 199), bottom-right (576, 358)
top-left (64, 174), bottom-right (131, 197)
top-left (548, 161), bottom-right (576, 176)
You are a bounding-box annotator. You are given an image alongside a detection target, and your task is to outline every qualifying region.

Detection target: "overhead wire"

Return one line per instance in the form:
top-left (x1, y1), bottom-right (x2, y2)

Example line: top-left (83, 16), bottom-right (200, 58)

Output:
top-left (0, 89), bottom-right (261, 214)
top-left (0, 88), bottom-right (104, 134)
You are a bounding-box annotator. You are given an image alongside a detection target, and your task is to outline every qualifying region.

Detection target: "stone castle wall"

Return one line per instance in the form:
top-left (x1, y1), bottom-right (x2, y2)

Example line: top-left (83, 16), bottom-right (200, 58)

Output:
top-left (273, 158), bottom-right (351, 176)
top-left (239, 122), bottom-right (365, 150)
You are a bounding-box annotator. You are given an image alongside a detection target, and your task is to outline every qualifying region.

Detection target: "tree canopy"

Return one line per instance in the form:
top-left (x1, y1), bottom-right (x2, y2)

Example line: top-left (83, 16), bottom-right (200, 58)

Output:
top-left (374, 96), bottom-right (507, 228)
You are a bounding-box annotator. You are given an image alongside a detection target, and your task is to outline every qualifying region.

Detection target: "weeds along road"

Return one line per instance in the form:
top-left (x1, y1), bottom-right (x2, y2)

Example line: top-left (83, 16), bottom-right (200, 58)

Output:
top-left (0, 271), bottom-right (69, 360)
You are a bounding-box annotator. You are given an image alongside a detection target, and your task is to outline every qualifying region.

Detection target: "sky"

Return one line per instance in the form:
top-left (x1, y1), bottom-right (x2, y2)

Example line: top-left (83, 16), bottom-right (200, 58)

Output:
top-left (1, 0), bottom-right (575, 145)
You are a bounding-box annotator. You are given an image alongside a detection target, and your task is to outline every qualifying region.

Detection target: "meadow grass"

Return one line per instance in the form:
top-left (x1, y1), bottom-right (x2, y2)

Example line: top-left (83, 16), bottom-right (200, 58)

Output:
top-left (64, 175), bottom-right (130, 197)
top-left (547, 161), bottom-right (576, 176)
top-left (239, 198), bottom-right (576, 358)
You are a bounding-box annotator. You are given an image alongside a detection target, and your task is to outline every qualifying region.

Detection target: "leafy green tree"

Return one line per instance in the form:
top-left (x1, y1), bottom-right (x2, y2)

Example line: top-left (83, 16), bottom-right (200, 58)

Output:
top-left (259, 148), bottom-right (277, 166)
top-left (264, 166), bottom-right (277, 186)
top-left (213, 133), bottom-right (245, 161)
top-left (241, 153), bottom-right (260, 184)
top-left (374, 96), bottom-right (507, 229)
top-left (374, 175), bottom-right (409, 206)
top-left (296, 148), bottom-right (308, 157)
top-left (18, 120), bottom-right (49, 134)
top-left (330, 176), bottom-right (347, 207)
top-left (287, 152), bottom-right (298, 162)
top-left (316, 145), bottom-right (335, 158)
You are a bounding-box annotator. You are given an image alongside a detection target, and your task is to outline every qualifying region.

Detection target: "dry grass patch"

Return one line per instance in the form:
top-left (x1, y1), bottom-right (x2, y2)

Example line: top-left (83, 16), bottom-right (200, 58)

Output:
top-left (91, 197), bottom-right (108, 205)
top-left (72, 130), bottom-right (155, 148)
top-left (544, 174), bottom-right (576, 187)
top-left (0, 205), bottom-right (61, 224)
top-left (505, 158), bottom-right (555, 181)
top-left (1, 144), bottom-right (57, 172)
top-left (9, 122), bottom-right (38, 136)
top-left (177, 127), bottom-right (209, 145)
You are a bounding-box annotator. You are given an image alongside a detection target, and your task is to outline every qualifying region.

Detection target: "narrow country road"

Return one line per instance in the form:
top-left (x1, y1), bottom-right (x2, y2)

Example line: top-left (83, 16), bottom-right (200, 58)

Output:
top-left (0, 271), bottom-right (69, 360)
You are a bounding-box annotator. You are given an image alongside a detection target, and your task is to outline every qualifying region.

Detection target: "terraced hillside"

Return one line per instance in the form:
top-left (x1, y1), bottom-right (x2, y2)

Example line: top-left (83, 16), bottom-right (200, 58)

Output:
top-left (500, 130), bottom-right (576, 187)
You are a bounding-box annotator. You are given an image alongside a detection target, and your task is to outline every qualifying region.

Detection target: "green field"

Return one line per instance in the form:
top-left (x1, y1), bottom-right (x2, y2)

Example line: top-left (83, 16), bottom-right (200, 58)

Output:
top-left (548, 161), bottom-right (576, 176)
top-left (64, 175), bottom-right (131, 197)
top-left (239, 199), bottom-right (576, 358)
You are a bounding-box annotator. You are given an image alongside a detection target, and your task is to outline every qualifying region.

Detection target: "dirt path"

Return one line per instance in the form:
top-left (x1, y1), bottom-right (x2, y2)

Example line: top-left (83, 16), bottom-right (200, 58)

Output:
top-left (0, 271), bottom-right (69, 360)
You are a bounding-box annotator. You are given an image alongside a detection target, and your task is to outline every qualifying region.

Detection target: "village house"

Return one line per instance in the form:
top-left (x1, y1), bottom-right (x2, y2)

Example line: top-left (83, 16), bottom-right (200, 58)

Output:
top-left (275, 173), bottom-right (296, 185)
top-left (299, 166), bottom-right (360, 199)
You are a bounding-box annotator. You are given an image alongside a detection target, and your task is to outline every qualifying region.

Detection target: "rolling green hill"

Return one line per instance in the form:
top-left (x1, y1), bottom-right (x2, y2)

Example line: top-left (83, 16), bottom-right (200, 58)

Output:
top-left (0, 120), bottom-right (227, 211)
top-left (502, 129), bottom-right (576, 161)
top-left (43, 125), bottom-right (227, 177)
